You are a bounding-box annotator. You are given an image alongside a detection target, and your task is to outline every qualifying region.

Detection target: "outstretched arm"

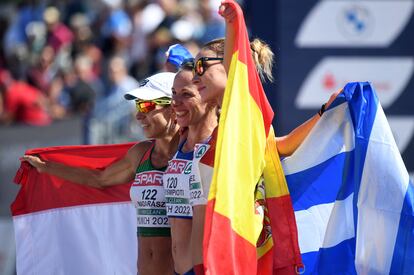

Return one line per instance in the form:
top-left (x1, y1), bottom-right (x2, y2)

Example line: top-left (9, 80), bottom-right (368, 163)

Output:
top-left (21, 141), bottom-right (152, 188)
top-left (276, 114), bottom-right (320, 157)
top-left (276, 89), bottom-right (342, 156)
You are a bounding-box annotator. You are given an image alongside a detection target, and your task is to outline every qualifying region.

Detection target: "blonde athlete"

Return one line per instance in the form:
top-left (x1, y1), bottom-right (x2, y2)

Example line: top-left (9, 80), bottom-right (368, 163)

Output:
top-left (185, 1), bottom-right (341, 274)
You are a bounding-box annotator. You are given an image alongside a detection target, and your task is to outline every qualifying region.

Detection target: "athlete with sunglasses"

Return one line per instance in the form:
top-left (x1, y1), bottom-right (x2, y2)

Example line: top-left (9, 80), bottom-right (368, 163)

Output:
top-left (22, 72), bottom-right (180, 275)
top-left (185, 2), bottom-right (340, 274)
top-left (187, 38), bottom-right (274, 274)
top-left (161, 60), bottom-right (219, 275)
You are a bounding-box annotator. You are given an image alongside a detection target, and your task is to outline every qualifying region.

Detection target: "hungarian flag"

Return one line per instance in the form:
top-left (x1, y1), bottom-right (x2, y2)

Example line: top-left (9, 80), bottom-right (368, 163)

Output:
top-left (12, 143), bottom-right (137, 274)
top-left (203, 1), bottom-right (302, 274)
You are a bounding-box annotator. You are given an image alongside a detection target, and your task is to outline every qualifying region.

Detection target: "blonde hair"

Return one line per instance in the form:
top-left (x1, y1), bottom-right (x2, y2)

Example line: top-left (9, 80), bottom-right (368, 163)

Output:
top-left (250, 38), bottom-right (274, 83)
top-left (201, 38), bottom-right (274, 82)
top-left (203, 38), bottom-right (225, 57)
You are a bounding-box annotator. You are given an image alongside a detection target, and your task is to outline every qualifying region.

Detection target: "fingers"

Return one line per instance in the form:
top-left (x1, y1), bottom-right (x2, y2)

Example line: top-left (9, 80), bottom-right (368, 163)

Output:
top-left (20, 155), bottom-right (43, 166)
top-left (20, 155), bottom-right (33, 162)
top-left (20, 155), bottom-right (35, 165)
top-left (218, 3), bottom-right (238, 23)
top-left (325, 88), bottom-right (343, 109)
top-left (218, 4), bottom-right (226, 15)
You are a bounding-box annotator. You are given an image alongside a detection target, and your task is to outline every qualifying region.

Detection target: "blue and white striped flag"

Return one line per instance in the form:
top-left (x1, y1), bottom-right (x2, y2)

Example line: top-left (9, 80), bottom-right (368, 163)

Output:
top-left (283, 82), bottom-right (414, 274)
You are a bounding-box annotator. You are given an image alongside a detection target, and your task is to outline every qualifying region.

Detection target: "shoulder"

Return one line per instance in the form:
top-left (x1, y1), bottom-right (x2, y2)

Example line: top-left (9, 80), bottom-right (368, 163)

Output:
top-left (126, 140), bottom-right (153, 160)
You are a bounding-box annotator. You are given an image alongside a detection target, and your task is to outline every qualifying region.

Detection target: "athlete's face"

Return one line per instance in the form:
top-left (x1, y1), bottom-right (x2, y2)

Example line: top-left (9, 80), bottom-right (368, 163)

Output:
top-left (135, 102), bottom-right (176, 139)
top-left (193, 48), bottom-right (227, 106)
top-left (172, 70), bottom-right (211, 128)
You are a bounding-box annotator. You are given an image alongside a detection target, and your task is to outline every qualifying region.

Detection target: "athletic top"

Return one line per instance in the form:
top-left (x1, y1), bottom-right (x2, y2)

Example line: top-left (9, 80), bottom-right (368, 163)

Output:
top-left (163, 141), bottom-right (193, 219)
top-left (130, 141), bottom-right (170, 237)
top-left (189, 128), bottom-right (217, 206)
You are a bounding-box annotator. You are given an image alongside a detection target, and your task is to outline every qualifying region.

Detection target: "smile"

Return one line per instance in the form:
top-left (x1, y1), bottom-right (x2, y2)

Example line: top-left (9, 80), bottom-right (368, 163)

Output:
top-left (176, 111), bottom-right (188, 117)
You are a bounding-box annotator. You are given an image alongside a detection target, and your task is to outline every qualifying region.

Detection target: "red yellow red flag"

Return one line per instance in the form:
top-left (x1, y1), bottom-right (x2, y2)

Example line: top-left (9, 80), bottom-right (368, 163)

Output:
top-left (203, 1), bottom-right (303, 274)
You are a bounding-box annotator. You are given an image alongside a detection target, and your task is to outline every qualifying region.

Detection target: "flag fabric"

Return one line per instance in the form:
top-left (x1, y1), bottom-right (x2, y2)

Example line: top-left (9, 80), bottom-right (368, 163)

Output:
top-left (261, 127), bottom-right (303, 274)
top-left (11, 143), bottom-right (137, 275)
top-left (203, 1), bottom-right (302, 274)
top-left (283, 82), bottom-right (414, 274)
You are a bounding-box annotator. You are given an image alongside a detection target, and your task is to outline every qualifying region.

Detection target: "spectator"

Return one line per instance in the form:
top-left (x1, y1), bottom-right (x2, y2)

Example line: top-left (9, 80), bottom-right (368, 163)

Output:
top-left (1, 69), bottom-right (51, 126)
top-left (0, 0), bottom-right (225, 132)
top-left (3, 0), bottom-right (45, 59)
top-left (89, 55), bottom-right (138, 144)
top-left (69, 13), bottom-right (103, 77)
top-left (105, 55), bottom-right (138, 99)
top-left (195, 0), bottom-right (225, 44)
top-left (43, 6), bottom-right (73, 53)
top-left (27, 45), bottom-right (57, 94)
top-left (60, 55), bottom-right (98, 115)
top-left (100, 0), bottom-right (132, 58)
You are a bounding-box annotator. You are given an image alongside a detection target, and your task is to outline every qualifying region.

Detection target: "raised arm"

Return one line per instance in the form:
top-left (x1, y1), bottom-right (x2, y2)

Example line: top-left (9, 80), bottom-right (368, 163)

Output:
top-left (276, 89), bottom-right (342, 156)
top-left (276, 115), bottom-right (320, 157)
top-left (21, 141), bottom-right (153, 188)
top-left (219, 1), bottom-right (237, 73)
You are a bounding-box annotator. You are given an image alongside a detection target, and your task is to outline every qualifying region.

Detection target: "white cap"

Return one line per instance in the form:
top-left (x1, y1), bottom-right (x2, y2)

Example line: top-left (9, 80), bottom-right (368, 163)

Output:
top-left (124, 72), bottom-right (175, 101)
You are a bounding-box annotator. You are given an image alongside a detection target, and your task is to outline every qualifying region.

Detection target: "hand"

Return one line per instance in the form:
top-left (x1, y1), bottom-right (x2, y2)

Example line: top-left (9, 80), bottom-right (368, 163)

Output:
top-left (325, 88), bottom-right (343, 109)
top-left (219, 1), bottom-right (238, 24)
top-left (20, 155), bottom-right (46, 173)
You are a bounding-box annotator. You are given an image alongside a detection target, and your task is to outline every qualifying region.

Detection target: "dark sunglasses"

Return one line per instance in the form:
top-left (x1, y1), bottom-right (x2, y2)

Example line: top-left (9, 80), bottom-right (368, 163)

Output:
top-left (135, 98), bottom-right (171, 113)
top-left (194, 57), bottom-right (224, 76)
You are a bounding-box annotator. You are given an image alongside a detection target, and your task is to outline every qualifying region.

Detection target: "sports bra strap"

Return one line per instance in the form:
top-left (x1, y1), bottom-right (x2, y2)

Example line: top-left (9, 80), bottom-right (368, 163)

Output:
top-left (138, 140), bottom-right (155, 166)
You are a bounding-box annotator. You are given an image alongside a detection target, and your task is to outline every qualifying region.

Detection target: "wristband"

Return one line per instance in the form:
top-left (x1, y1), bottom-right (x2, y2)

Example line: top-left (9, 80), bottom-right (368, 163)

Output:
top-left (318, 103), bottom-right (326, 117)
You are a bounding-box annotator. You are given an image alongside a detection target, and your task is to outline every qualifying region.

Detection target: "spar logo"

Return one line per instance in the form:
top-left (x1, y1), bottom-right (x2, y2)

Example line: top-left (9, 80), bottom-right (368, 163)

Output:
top-left (295, 1), bottom-right (414, 47)
top-left (195, 144), bottom-right (209, 159)
top-left (295, 57), bottom-right (414, 109)
top-left (184, 162), bottom-right (192, 174)
top-left (166, 159), bottom-right (192, 174)
top-left (133, 171), bottom-right (163, 186)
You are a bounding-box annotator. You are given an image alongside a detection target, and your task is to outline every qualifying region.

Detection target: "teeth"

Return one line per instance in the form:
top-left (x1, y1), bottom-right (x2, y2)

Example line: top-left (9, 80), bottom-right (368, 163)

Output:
top-left (176, 111), bottom-right (186, 117)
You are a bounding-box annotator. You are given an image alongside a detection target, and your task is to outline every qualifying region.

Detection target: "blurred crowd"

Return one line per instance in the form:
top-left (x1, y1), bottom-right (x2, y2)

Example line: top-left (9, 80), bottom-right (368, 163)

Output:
top-left (0, 0), bottom-right (226, 127)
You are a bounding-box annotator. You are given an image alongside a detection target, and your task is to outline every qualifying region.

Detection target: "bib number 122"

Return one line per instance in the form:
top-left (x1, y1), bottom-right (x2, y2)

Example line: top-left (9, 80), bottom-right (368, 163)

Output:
top-left (141, 189), bottom-right (157, 200)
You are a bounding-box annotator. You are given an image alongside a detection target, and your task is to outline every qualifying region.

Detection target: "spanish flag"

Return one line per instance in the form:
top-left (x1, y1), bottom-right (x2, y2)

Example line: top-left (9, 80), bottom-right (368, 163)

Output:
top-left (203, 1), bottom-right (302, 274)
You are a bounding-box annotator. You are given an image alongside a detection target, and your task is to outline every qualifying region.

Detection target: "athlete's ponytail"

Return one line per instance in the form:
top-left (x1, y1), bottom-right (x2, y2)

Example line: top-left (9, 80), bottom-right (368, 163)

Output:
top-left (250, 38), bottom-right (274, 83)
top-left (201, 38), bottom-right (274, 83)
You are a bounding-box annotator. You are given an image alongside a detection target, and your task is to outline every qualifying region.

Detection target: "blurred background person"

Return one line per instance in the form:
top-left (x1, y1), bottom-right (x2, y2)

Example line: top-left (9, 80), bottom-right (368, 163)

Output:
top-left (1, 67), bottom-right (51, 126)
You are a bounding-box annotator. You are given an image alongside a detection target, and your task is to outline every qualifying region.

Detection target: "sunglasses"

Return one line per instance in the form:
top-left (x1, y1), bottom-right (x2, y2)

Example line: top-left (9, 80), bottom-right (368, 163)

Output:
top-left (194, 57), bottom-right (224, 76)
top-left (135, 98), bottom-right (171, 113)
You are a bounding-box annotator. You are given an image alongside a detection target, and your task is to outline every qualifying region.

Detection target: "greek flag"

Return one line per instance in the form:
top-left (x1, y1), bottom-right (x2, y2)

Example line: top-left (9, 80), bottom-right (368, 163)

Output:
top-left (283, 82), bottom-right (414, 274)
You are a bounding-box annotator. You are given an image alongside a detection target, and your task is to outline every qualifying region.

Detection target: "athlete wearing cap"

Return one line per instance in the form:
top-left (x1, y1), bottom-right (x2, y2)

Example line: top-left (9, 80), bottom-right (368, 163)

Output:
top-left (22, 72), bottom-right (179, 275)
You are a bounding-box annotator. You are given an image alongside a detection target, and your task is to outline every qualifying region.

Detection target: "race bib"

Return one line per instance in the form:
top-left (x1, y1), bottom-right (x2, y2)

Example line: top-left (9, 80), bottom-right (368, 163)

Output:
top-left (163, 158), bottom-right (193, 218)
top-left (189, 144), bottom-right (210, 205)
top-left (130, 170), bottom-right (169, 227)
